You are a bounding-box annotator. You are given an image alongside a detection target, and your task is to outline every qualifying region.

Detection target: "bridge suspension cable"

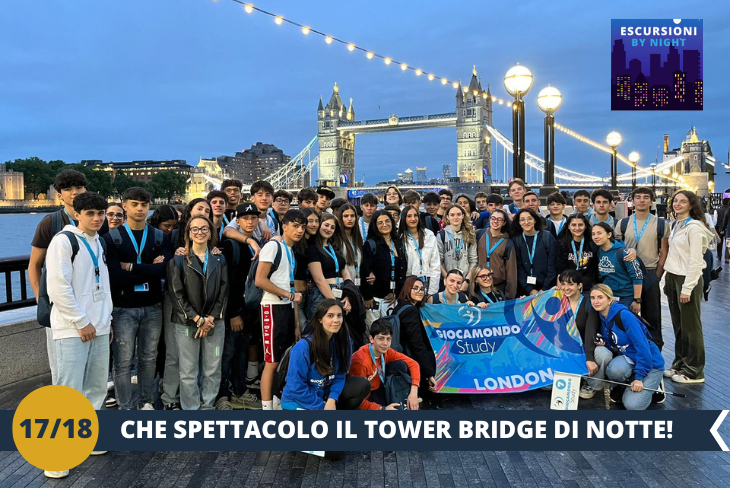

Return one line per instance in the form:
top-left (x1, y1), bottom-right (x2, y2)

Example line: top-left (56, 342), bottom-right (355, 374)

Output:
top-left (265, 136), bottom-right (318, 189)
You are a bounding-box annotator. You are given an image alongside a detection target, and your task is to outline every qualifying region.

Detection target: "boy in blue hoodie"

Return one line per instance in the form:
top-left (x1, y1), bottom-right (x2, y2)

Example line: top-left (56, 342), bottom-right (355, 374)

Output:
top-left (590, 284), bottom-right (665, 410)
top-left (592, 222), bottom-right (643, 314)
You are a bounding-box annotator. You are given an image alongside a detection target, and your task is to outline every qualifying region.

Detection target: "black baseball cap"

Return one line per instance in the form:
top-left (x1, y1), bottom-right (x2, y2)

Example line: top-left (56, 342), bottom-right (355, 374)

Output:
top-left (235, 203), bottom-right (260, 217)
top-left (316, 186), bottom-right (335, 199)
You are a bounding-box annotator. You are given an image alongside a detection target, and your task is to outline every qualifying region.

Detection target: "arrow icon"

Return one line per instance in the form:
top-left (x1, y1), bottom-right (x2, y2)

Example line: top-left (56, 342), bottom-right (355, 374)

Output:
top-left (710, 410), bottom-right (728, 451)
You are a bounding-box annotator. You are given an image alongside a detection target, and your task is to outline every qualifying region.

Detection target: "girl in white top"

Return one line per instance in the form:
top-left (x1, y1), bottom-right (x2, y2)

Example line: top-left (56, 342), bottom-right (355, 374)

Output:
top-left (335, 204), bottom-right (363, 286)
top-left (398, 205), bottom-right (441, 296)
top-left (663, 190), bottom-right (715, 384)
top-left (437, 204), bottom-right (478, 292)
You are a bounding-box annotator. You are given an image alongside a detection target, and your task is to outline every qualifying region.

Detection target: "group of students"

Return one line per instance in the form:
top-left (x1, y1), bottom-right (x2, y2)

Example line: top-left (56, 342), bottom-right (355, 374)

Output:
top-left (33, 170), bottom-right (717, 475)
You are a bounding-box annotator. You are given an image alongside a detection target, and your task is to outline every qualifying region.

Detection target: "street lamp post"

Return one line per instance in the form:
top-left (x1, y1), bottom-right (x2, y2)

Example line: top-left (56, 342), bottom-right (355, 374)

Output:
top-left (649, 162), bottom-right (657, 195)
top-left (606, 131), bottom-right (622, 193)
top-left (628, 151), bottom-right (640, 189)
top-left (504, 63), bottom-right (533, 182)
top-left (537, 85), bottom-right (562, 198)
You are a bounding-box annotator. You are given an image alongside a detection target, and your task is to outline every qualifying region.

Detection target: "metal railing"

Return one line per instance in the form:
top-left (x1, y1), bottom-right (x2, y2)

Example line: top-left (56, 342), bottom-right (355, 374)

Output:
top-left (0, 255), bottom-right (35, 312)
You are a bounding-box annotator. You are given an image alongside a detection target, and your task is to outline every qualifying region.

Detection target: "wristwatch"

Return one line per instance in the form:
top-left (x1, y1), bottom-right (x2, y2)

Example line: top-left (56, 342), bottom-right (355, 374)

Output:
top-left (633, 298), bottom-right (642, 304)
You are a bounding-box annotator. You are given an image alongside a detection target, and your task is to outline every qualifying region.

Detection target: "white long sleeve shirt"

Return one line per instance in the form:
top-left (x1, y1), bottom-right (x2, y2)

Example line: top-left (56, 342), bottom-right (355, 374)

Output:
top-left (404, 229), bottom-right (441, 295)
top-left (664, 219), bottom-right (714, 295)
top-left (46, 225), bottom-right (113, 340)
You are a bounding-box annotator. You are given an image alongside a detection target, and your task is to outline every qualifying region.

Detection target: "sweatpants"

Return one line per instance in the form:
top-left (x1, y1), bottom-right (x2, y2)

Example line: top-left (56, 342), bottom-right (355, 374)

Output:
top-left (664, 272), bottom-right (705, 380)
top-left (641, 269), bottom-right (663, 350)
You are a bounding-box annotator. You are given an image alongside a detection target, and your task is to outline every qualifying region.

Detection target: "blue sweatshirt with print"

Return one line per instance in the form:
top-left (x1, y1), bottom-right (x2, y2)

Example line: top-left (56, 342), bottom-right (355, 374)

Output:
top-left (597, 241), bottom-right (643, 298)
top-left (281, 336), bottom-right (347, 410)
top-left (600, 303), bottom-right (664, 381)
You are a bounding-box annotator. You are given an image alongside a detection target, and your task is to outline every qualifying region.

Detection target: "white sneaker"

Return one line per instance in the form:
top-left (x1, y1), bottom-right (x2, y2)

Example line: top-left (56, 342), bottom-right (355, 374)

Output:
top-left (663, 368), bottom-right (678, 378)
top-left (44, 470), bottom-right (69, 479)
top-left (579, 385), bottom-right (597, 399)
top-left (106, 380), bottom-right (115, 391)
top-left (131, 375), bottom-right (138, 385)
top-left (90, 451), bottom-right (107, 456)
top-left (272, 395), bottom-right (282, 411)
top-left (671, 373), bottom-right (705, 384)
top-left (138, 403), bottom-right (154, 410)
top-left (245, 391), bottom-right (263, 410)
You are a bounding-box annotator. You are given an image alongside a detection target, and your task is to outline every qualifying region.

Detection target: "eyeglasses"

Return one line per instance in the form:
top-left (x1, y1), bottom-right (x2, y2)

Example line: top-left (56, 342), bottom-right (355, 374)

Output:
top-left (376, 220), bottom-right (392, 227)
top-left (440, 196), bottom-right (452, 201)
top-left (477, 273), bottom-right (494, 280)
top-left (190, 227), bottom-right (210, 234)
top-left (274, 198), bottom-right (291, 204)
top-left (107, 213), bottom-right (124, 220)
top-left (490, 216), bottom-right (505, 222)
top-left (224, 188), bottom-right (241, 194)
top-left (411, 286), bottom-right (425, 293)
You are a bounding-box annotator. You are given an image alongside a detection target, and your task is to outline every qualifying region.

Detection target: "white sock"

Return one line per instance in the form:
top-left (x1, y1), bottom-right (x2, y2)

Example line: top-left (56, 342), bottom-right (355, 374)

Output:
top-left (247, 362), bottom-right (258, 379)
top-left (262, 400), bottom-right (273, 410)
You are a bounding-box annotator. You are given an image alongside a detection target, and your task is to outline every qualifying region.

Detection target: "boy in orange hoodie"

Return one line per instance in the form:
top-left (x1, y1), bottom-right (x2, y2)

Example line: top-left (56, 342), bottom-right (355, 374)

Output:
top-left (349, 318), bottom-right (421, 410)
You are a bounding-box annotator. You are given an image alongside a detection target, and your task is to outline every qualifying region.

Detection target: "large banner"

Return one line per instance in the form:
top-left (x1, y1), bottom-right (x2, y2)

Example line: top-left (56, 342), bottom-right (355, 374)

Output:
top-left (421, 290), bottom-right (588, 393)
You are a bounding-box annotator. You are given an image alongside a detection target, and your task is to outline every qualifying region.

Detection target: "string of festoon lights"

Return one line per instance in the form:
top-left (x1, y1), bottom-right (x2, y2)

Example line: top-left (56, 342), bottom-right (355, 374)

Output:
top-left (225, 0), bottom-right (687, 187)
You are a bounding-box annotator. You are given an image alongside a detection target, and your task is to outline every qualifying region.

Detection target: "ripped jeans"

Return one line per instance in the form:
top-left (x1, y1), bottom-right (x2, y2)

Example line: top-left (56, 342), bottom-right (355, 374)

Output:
top-left (175, 320), bottom-right (225, 410)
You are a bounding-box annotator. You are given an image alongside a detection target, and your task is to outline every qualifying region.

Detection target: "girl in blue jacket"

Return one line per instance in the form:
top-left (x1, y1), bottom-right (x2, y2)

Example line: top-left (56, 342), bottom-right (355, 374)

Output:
top-left (592, 222), bottom-right (643, 313)
top-left (282, 299), bottom-right (370, 410)
top-left (590, 284), bottom-right (665, 410)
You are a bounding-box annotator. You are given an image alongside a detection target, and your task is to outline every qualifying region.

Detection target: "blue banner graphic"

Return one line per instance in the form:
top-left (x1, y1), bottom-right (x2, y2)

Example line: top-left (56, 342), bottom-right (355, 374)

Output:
top-left (421, 291), bottom-right (589, 393)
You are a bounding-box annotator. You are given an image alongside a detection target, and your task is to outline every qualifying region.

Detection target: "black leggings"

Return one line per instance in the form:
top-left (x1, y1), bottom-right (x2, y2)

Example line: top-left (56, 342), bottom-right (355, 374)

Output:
top-left (337, 376), bottom-right (371, 410)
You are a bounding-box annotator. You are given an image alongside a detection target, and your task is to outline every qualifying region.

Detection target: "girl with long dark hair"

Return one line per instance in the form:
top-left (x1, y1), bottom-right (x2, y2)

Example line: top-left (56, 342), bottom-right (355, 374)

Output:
top-left (336, 203), bottom-right (363, 286)
top-left (592, 222), bottom-right (643, 311)
top-left (295, 208), bottom-right (321, 323)
top-left (663, 190), bottom-right (715, 384)
top-left (511, 208), bottom-right (557, 295)
top-left (555, 214), bottom-right (598, 291)
top-left (281, 299), bottom-right (370, 410)
top-left (399, 205), bottom-right (440, 296)
top-left (172, 198), bottom-right (212, 249)
top-left (148, 205), bottom-right (180, 236)
top-left (307, 213), bottom-right (353, 317)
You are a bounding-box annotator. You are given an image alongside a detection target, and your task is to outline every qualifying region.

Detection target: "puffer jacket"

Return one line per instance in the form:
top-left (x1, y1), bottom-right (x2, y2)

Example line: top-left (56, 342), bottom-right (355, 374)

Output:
top-left (167, 251), bottom-right (228, 327)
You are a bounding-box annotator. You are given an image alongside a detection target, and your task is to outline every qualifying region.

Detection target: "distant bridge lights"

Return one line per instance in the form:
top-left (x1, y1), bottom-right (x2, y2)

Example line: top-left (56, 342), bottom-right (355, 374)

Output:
top-left (537, 85), bottom-right (562, 196)
top-left (504, 63), bottom-right (533, 182)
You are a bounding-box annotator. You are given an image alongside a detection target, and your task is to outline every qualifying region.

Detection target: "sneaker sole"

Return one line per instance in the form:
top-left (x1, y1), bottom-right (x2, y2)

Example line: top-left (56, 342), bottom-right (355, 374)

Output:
top-left (244, 404), bottom-right (263, 410)
top-left (671, 376), bottom-right (705, 384)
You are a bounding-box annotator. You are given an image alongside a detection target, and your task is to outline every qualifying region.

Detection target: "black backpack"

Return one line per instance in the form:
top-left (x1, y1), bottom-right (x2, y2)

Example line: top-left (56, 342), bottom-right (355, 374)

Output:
top-left (273, 338), bottom-right (311, 399)
top-left (38, 231), bottom-right (108, 328)
top-left (244, 241), bottom-right (283, 310)
top-left (609, 309), bottom-right (657, 350)
top-left (385, 368), bottom-right (412, 408)
top-left (619, 216), bottom-right (666, 252)
top-left (379, 304), bottom-right (413, 353)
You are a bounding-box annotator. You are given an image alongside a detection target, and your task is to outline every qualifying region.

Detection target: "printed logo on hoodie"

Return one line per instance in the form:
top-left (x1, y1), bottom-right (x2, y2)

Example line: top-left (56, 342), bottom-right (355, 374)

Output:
top-left (598, 255), bottom-right (615, 274)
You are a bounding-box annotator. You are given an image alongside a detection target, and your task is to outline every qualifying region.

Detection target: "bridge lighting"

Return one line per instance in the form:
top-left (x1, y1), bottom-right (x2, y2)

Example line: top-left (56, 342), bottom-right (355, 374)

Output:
top-left (452, 81), bottom-right (459, 89)
top-left (347, 43), bottom-right (355, 51)
top-left (325, 36), bottom-right (333, 44)
top-left (537, 85), bottom-right (561, 195)
top-left (492, 96), bottom-right (497, 102)
top-left (442, 79), bottom-right (448, 85)
top-left (628, 151), bottom-right (640, 165)
top-left (506, 101), bottom-right (512, 108)
top-left (384, 57), bottom-right (392, 65)
top-left (473, 90), bottom-right (479, 96)
top-left (428, 74), bottom-right (434, 81)
top-left (244, 4), bottom-right (254, 13)
top-left (606, 132), bottom-right (622, 191)
top-left (498, 99), bottom-right (504, 104)
top-left (504, 63), bottom-right (533, 97)
top-left (301, 26), bottom-right (310, 35)
top-left (504, 63), bottom-right (532, 182)
top-left (536, 85), bottom-right (562, 114)
top-left (366, 51), bottom-right (374, 59)
top-left (274, 16), bottom-right (283, 25)
top-left (415, 69), bottom-right (423, 76)
top-left (606, 131), bottom-right (622, 148)
top-left (400, 63), bottom-right (408, 71)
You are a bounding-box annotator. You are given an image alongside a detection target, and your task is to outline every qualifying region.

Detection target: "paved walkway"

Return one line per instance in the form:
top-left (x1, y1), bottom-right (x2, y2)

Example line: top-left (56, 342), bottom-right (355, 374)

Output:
top-left (2, 270), bottom-right (730, 487)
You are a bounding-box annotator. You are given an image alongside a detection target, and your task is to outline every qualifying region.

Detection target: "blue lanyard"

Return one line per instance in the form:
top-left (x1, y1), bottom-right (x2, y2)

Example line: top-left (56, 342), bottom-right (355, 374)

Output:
top-left (266, 209), bottom-right (277, 232)
top-left (479, 290), bottom-right (495, 304)
top-left (440, 292), bottom-right (458, 304)
top-left (201, 249), bottom-right (209, 275)
top-left (389, 241), bottom-right (396, 284)
top-left (632, 214), bottom-right (651, 245)
top-left (570, 238), bottom-right (585, 271)
top-left (124, 223), bottom-right (148, 264)
top-left (78, 236), bottom-right (101, 288)
top-left (63, 208), bottom-right (76, 227)
top-left (282, 242), bottom-right (295, 293)
top-left (407, 232), bottom-right (423, 271)
top-left (554, 217), bottom-right (566, 235)
top-left (323, 244), bottom-right (341, 286)
top-left (360, 218), bottom-right (368, 242)
top-left (671, 217), bottom-right (692, 238)
top-left (369, 345), bottom-right (385, 384)
top-left (485, 235), bottom-right (504, 261)
top-left (219, 223), bottom-right (224, 240)
top-left (570, 295), bottom-right (584, 323)
top-left (591, 214), bottom-right (611, 225)
top-left (223, 214), bottom-right (230, 227)
top-left (446, 229), bottom-right (463, 259)
top-left (523, 231), bottom-right (539, 274)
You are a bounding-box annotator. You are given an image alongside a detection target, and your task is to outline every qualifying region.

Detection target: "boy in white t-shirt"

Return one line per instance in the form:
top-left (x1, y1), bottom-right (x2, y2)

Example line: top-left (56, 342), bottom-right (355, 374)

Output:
top-left (254, 209), bottom-right (306, 410)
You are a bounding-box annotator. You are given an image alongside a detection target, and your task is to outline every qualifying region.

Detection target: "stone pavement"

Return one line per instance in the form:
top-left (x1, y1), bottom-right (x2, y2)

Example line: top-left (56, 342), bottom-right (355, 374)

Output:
top-left (1, 271), bottom-right (729, 487)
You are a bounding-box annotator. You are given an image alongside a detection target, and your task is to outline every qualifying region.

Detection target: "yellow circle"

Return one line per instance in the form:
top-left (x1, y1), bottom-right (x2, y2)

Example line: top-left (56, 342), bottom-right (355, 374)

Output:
top-left (12, 385), bottom-right (99, 471)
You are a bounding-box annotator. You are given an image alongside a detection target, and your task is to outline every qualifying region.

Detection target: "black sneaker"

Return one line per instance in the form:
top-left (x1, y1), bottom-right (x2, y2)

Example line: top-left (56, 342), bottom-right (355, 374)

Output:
top-left (163, 402), bottom-right (182, 410)
top-left (246, 377), bottom-right (261, 390)
top-left (652, 379), bottom-right (667, 404)
top-left (609, 386), bottom-right (625, 404)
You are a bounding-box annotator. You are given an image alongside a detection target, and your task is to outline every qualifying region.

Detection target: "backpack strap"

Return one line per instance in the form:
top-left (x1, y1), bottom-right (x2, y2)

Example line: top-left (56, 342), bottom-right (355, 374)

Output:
top-left (270, 240), bottom-right (283, 276)
top-left (60, 231), bottom-right (80, 263)
top-left (476, 228), bottom-right (488, 242)
top-left (153, 228), bottom-right (164, 247)
top-left (503, 238), bottom-right (513, 261)
top-left (394, 303), bottom-right (414, 317)
top-left (656, 218), bottom-right (665, 251)
top-left (226, 240), bottom-right (241, 266)
top-left (365, 239), bottom-right (377, 256)
top-left (109, 227), bottom-right (123, 248)
top-left (619, 217), bottom-right (629, 240)
top-left (51, 209), bottom-right (66, 236)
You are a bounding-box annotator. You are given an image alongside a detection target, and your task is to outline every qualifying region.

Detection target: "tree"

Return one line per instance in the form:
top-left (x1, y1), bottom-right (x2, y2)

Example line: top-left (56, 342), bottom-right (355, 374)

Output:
top-left (147, 170), bottom-right (187, 202)
top-left (113, 171), bottom-right (138, 196)
top-left (4, 157), bottom-right (57, 199)
top-left (68, 164), bottom-right (113, 198)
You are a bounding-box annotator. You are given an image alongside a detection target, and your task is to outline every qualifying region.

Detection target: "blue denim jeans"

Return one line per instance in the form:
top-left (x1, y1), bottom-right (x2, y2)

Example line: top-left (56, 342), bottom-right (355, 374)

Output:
top-left (587, 346), bottom-right (613, 390)
top-left (160, 295), bottom-right (180, 406)
top-left (605, 355), bottom-right (663, 410)
top-left (55, 335), bottom-right (110, 410)
top-left (176, 321), bottom-right (225, 410)
top-left (111, 304), bottom-right (163, 410)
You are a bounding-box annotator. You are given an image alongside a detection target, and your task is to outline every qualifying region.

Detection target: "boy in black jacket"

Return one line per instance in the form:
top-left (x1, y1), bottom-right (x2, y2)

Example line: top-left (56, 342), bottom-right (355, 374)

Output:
top-left (104, 187), bottom-right (173, 410)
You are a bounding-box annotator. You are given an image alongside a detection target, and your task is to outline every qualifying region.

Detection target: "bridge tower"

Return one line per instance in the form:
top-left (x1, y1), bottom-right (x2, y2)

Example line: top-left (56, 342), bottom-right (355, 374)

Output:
top-left (456, 67), bottom-right (493, 182)
top-left (317, 83), bottom-right (355, 187)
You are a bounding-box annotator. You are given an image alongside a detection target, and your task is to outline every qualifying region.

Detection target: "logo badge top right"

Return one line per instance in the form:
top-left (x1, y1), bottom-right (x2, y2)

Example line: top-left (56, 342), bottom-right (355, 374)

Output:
top-left (611, 19), bottom-right (703, 111)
